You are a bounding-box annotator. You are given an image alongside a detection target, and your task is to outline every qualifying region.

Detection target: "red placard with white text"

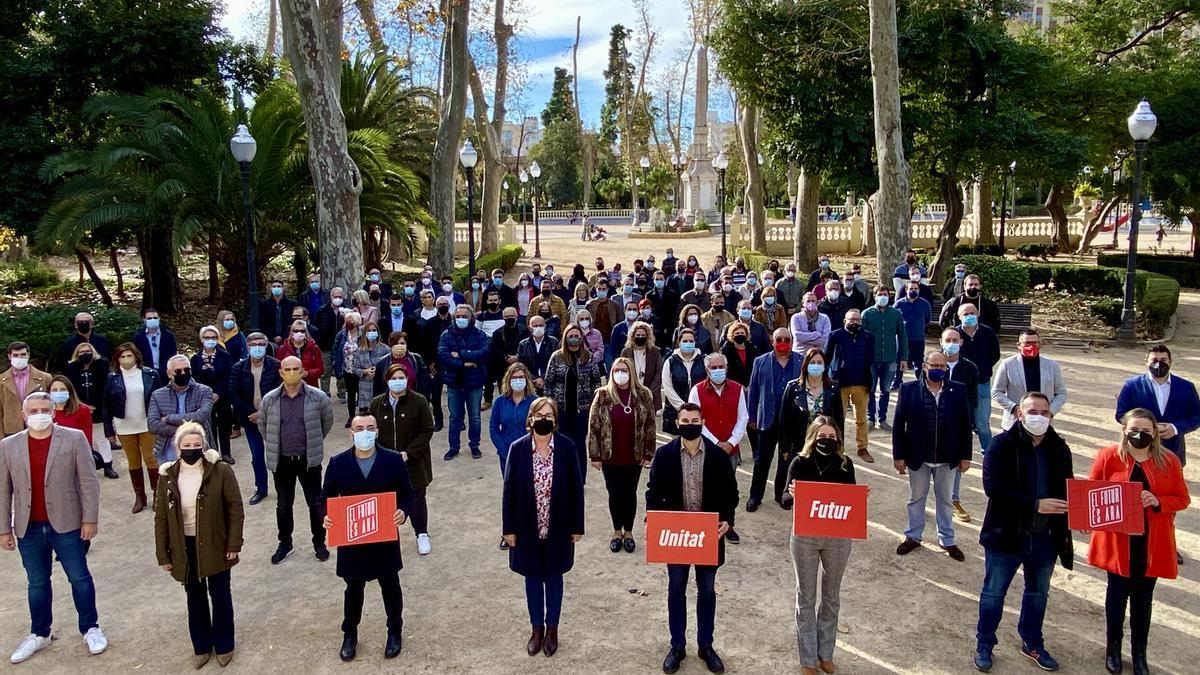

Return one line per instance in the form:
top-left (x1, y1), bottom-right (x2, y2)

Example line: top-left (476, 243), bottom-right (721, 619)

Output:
top-left (645, 511), bottom-right (720, 565)
top-left (326, 492), bottom-right (399, 547)
top-left (1067, 479), bottom-right (1144, 534)
top-left (791, 481), bottom-right (869, 539)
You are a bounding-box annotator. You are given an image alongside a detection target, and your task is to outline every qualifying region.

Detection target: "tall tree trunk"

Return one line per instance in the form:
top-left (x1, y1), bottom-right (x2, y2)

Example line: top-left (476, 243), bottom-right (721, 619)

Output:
top-left (138, 229), bottom-right (184, 313)
top-left (427, 0), bottom-right (470, 273)
top-left (74, 247), bottom-right (113, 308)
top-left (109, 247), bottom-right (125, 297)
top-left (280, 0), bottom-right (364, 292)
top-left (355, 0), bottom-right (386, 54)
top-left (928, 174), bottom-right (966, 287)
top-left (973, 178), bottom-right (995, 245)
top-left (859, 192), bottom-right (878, 259)
top-left (868, 0), bottom-right (911, 283)
top-left (207, 232), bottom-right (220, 301)
top-left (738, 103), bottom-right (767, 251)
top-left (795, 168), bottom-right (821, 270)
top-left (573, 16), bottom-right (593, 208)
top-left (1075, 195), bottom-right (1120, 253)
top-left (467, 64), bottom-right (501, 255)
top-left (267, 0), bottom-right (279, 56)
top-left (1045, 182), bottom-right (1070, 252)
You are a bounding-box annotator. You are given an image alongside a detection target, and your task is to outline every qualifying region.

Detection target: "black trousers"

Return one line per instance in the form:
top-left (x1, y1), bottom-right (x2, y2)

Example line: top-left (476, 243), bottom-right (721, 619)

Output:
top-left (184, 536), bottom-right (234, 655)
top-left (1105, 570), bottom-right (1157, 649)
top-left (344, 373), bottom-right (360, 417)
top-left (429, 379), bottom-right (444, 426)
top-left (212, 399), bottom-right (233, 458)
top-left (408, 487), bottom-right (429, 535)
top-left (601, 463), bottom-right (643, 532)
top-left (273, 455), bottom-right (325, 548)
top-left (342, 573), bottom-right (403, 640)
top-left (749, 426), bottom-right (781, 503)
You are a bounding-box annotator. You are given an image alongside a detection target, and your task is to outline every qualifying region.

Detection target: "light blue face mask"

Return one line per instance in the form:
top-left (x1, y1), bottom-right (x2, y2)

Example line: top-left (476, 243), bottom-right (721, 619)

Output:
top-left (391, 306), bottom-right (404, 316)
top-left (806, 363), bottom-right (825, 376)
top-left (942, 341), bottom-right (961, 356)
top-left (248, 345), bottom-right (267, 359)
top-left (455, 317), bottom-right (469, 329)
top-left (309, 281), bottom-right (321, 291)
top-left (738, 309), bottom-right (752, 320)
top-left (387, 379), bottom-right (407, 393)
top-left (145, 318), bottom-right (160, 330)
top-left (366, 331), bottom-right (379, 341)
top-left (680, 342), bottom-right (696, 353)
top-left (510, 377), bottom-right (527, 392)
top-left (709, 368), bottom-right (727, 384)
top-left (271, 287), bottom-right (283, 297)
top-left (50, 391), bottom-right (71, 405)
top-left (353, 430), bottom-right (377, 449)
top-left (222, 319), bottom-right (236, 330)
top-left (202, 339), bottom-right (218, 350)
top-left (962, 314), bottom-right (979, 328)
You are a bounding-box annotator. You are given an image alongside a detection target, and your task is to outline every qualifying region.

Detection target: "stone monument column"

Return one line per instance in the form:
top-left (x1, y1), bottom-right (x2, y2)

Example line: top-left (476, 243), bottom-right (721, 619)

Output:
top-left (682, 45), bottom-right (719, 223)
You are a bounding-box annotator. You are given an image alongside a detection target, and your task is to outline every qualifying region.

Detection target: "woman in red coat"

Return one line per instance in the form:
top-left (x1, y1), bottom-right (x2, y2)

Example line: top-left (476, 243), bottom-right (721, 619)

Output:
top-left (1088, 408), bottom-right (1190, 675)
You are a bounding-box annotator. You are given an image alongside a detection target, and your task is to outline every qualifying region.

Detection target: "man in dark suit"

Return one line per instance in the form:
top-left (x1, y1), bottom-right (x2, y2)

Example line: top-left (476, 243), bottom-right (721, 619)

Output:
top-left (892, 351), bottom-right (974, 562)
top-left (1115, 344), bottom-right (1200, 466)
top-left (940, 328), bottom-right (982, 525)
top-left (517, 315), bottom-right (559, 395)
top-left (646, 402), bottom-right (738, 675)
top-left (228, 333), bottom-right (282, 505)
top-left (488, 306), bottom-right (526, 406)
top-left (322, 412), bottom-right (415, 662)
top-left (55, 311), bottom-right (112, 372)
top-left (131, 307), bottom-right (177, 382)
top-left (259, 278), bottom-right (298, 345)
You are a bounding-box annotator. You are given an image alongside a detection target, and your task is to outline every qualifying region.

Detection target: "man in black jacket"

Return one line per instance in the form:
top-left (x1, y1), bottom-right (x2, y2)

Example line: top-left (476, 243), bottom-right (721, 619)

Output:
top-left (487, 307), bottom-right (526, 405)
top-left (313, 287), bottom-right (347, 398)
top-left (647, 403), bottom-right (738, 675)
top-left (939, 274), bottom-right (1002, 332)
top-left (941, 327), bottom-right (981, 525)
top-left (973, 392), bottom-right (1073, 673)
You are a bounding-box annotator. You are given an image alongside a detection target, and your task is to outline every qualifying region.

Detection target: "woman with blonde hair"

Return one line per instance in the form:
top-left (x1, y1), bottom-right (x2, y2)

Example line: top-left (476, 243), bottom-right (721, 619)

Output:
top-left (619, 320), bottom-right (662, 412)
top-left (786, 416), bottom-right (863, 675)
top-left (568, 283), bottom-right (591, 325)
top-left (1090, 408), bottom-right (1190, 675)
top-left (104, 342), bottom-right (162, 513)
top-left (215, 310), bottom-right (247, 363)
top-left (351, 321), bottom-right (389, 406)
top-left (192, 325), bottom-right (235, 463)
top-left (154, 422), bottom-right (244, 668)
top-left (501, 397), bottom-right (585, 657)
top-left (574, 309), bottom-right (604, 366)
top-left (353, 289), bottom-right (379, 326)
top-left (543, 324), bottom-right (602, 481)
top-left (587, 357), bottom-right (656, 553)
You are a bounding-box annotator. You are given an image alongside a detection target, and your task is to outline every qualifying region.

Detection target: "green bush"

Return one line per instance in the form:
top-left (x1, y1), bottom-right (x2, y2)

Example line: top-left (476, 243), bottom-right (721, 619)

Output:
top-left (733, 248), bottom-right (775, 274)
top-left (954, 243), bottom-right (1004, 257)
top-left (693, 219), bottom-right (710, 231)
top-left (0, 305), bottom-right (143, 369)
top-left (1097, 253), bottom-right (1200, 289)
top-left (0, 260), bottom-right (60, 294)
top-left (1025, 264), bottom-right (1125, 296)
top-left (943, 255), bottom-right (1030, 302)
top-left (1136, 272), bottom-right (1180, 333)
top-left (1016, 243), bottom-right (1056, 260)
top-left (450, 244), bottom-right (524, 289)
top-left (1088, 298), bottom-right (1123, 327)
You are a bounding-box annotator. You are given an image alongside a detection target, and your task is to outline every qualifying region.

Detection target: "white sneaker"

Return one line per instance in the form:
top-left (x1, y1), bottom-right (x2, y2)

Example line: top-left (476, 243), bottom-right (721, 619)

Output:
top-left (83, 627), bottom-right (107, 656)
top-left (416, 533), bottom-right (431, 556)
top-left (10, 634), bottom-right (51, 664)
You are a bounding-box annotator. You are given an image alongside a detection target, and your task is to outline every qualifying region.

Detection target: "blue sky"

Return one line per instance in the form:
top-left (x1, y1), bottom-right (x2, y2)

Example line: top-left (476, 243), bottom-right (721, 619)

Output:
top-left (217, 0), bottom-right (711, 128)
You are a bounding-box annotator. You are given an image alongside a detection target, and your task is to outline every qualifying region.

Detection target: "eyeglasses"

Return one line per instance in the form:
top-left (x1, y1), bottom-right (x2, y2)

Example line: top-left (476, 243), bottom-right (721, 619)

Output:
top-left (774, 337), bottom-right (792, 343)
top-left (531, 414), bottom-right (555, 421)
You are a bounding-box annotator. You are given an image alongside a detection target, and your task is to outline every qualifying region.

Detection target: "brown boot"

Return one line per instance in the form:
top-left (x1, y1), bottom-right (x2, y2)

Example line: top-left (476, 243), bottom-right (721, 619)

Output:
top-left (543, 626), bottom-right (559, 657)
top-left (526, 626), bottom-right (544, 656)
top-left (130, 468), bottom-right (147, 514)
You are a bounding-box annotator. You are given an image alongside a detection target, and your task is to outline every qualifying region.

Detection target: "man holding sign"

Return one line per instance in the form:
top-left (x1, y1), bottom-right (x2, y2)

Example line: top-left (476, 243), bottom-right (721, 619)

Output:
top-left (646, 403), bottom-right (739, 674)
top-left (322, 413), bottom-right (415, 663)
top-left (973, 393), bottom-right (1074, 673)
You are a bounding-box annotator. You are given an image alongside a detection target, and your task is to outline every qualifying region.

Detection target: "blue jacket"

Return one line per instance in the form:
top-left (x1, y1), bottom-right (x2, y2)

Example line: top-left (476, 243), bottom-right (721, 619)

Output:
top-left (437, 321), bottom-right (490, 389)
top-left (131, 328), bottom-right (178, 380)
top-left (747, 351), bottom-right (803, 430)
top-left (502, 434), bottom-right (585, 577)
top-left (825, 328), bottom-right (875, 388)
top-left (891, 379), bottom-right (973, 470)
top-left (321, 446), bottom-right (415, 580)
top-left (1115, 373), bottom-right (1200, 463)
top-left (895, 297), bottom-right (932, 341)
top-left (102, 367), bottom-right (161, 437)
top-left (489, 395), bottom-right (534, 466)
top-left (228, 356), bottom-right (282, 422)
top-left (608, 319), bottom-right (637, 362)
top-left (222, 331), bottom-right (247, 364)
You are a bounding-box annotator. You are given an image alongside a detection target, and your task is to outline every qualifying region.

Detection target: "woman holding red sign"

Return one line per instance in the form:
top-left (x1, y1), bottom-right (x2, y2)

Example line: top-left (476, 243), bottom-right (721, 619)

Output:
top-left (1088, 408), bottom-right (1189, 675)
top-left (786, 416), bottom-right (859, 675)
top-left (779, 349), bottom-right (845, 510)
top-left (501, 397), bottom-right (585, 658)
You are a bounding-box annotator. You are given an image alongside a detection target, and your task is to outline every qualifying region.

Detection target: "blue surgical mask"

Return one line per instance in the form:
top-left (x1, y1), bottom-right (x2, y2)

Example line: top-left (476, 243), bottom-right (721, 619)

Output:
top-left (493, 277), bottom-right (504, 286)
top-left (596, 290), bottom-right (609, 299)
top-left (765, 296), bottom-right (777, 306)
top-left (249, 346), bottom-right (267, 359)
top-left (471, 281), bottom-right (481, 290)
top-left (709, 368), bottom-right (727, 384)
top-left (680, 341), bottom-right (696, 353)
top-left (353, 430), bottom-right (377, 449)
top-left (370, 273), bottom-right (381, 282)
top-left (145, 318), bottom-right (160, 330)
top-left (50, 391), bottom-right (70, 405)
top-left (624, 284), bottom-right (634, 294)
top-left (963, 314), bottom-right (979, 328)
top-left (271, 287), bottom-right (283, 297)
top-left (654, 280), bottom-right (665, 290)
top-left (738, 308), bottom-right (752, 320)
top-left (202, 338), bottom-right (218, 350)
top-left (455, 317), bottom-right (469, 329)
top-left (366, 331), bottom-right (379, 341)
top-left (807, 363), bottom-right (825, 377)
top-left (942, 342), bottom-right (961, 356)
top-left (819, 260), bottom-right (829, 268)
top-left (404, 286), bottom-right (415, 296)
top-left (391, 306), bottom-right (403, 316)
top-left (309, 281), bottom-right (320, 291)
top-left (875, 295), bottom-right (889, 307)
top-left (222, 319), bottom-right (236, 330)
top-left (510, 377), bottom-right (527, 392)
top-left (955, 270), bottom-right (966, 279)
top-left (387, 379), bottom-right (407, 393)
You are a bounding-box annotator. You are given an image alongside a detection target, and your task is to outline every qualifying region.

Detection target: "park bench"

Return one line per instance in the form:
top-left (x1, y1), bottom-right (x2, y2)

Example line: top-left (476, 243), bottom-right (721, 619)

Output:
top-left (928, 299), bottom-right (1032, 339)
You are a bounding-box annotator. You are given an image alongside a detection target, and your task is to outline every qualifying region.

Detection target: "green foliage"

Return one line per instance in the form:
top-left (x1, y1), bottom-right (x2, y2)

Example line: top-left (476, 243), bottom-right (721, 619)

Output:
top-left (693, 218), bottom-right (710, 231)
top-left (450, 245), bottom-right (524, 289)
top-left (1138, 273), bottom-right (1180, 333)
top-left (948, 255), bottom-right (1030, 302)
top-left (530, 120), bottom-right (583, 207)
top-left (542, 68), bottom-right (576, 127)
top-left (1024, 262), bottom-right (1180, 332)
top-left (1097, 253), bottom-right (1200, 288)
top-left (0, 260), bottom-right (60, 294)
top-left (1089, 298), bottom-right (1123, 327)
top-left (0, 304), bottom-right (142, 368)
top-left (1016, 243), bottom-right (1056, 260)
top-left (733, 248), bottom-right (772, 272)
top-left (954, 244), bottom-right (1005, 256)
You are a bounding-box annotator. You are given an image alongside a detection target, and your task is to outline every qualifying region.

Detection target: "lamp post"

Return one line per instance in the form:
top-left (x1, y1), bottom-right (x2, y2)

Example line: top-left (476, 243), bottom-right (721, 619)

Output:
top-left (519, 168), bottom-right (529, 244)
top-left (639, 155), bottom-right (650, 225)
top-left (502, 179), bottom-right (509, 218)
top-left (713, 151), bottom-right (729, 259)
top-left (998, 160), bottom-right (1016, 250)
top-left (670, 153), bottom-right (685, 215)
top-left (530, 160), bottom-right (542, 258)
top-left (1117, 99), bottom-right (1157, 342)
top-left (460, 139), bottom-right (478, 278)
top-left (229, 124), bottom-right (259, 330)
top-left (1111, 157), bottom-right (1124, 248)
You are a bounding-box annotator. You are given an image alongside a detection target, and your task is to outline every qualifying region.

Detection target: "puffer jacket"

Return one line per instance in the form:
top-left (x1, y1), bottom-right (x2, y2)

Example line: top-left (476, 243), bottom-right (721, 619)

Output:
top-left (153, 450), bottom-right (245, 583)
top-left (436, 321), bottom-right (490, 389)
top-left (258, 384), bottom-right (335, 470)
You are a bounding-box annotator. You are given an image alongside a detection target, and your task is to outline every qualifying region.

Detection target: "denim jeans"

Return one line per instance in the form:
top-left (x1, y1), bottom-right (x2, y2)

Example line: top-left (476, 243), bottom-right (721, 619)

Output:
top-left (868, 362), bottom-right (898, 423)
top-left (976, 534), bottom-right (1057, 652)
top-left (524, 574), bottom-right (564, 626)
top-left (953, 382), bottom-right (994, 502)
top-left (446, 386), bottom-right (483, 454)
top-left (905, 463), bottom-right (957, 546)
top-left (243, 422), bottom-right (268, 495)
top-left (184, 536), bottom-right (234, 655)
top-left (667, 564), bottom-right (717, 648)
top-left (17, 523), bottom-right (98, 637)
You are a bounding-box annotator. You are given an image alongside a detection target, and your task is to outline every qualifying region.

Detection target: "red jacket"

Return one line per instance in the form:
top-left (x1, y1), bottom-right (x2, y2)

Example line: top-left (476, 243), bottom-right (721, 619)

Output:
top-left (1087, 444), bottom-right (1189, 579)
top-left (276, 339), bottom-right (324, 387)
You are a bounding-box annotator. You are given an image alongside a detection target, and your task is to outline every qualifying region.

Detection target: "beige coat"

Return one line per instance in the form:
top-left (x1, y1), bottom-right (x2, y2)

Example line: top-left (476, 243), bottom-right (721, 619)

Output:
top-left (0, 426), bottom-right (100, 538)
top-left (0, 366), bottom-right (51, 436)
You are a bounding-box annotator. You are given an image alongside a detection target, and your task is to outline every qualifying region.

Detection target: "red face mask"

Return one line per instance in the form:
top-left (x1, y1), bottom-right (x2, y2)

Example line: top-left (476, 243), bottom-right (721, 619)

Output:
top-left (1020, 343), bottom-right (1040, 358)
top-left (774, 342), bottom-right (792, 355)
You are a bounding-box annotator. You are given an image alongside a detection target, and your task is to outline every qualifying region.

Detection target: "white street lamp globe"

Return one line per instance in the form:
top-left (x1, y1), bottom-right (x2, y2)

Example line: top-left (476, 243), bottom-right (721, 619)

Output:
top-left (529, 161), bottom-right (541, 179)
top-left (230, 124), bottom-right (257, 163)
top-left (670, 153), bottom-right (679, 166)
top-left (713, 152), bottom-right (728, 171)
top-left (639, 156), bottom-right (650, 169)
top-left (519, 169), bottom-right (528, 184)
top-left (459, 139), bottom-right (478, 169)
top-left (756, 152), bottom-right (764, 166)
top-left (1127, 99), bottom-right (1157, 142)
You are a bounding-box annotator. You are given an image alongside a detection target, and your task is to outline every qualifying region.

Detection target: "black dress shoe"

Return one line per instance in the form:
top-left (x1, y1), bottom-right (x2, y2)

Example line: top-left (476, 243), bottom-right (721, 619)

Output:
top-left (384, 634), bottom-right (402, 658)
top-left (432, 423), bottom-right (444, 433)
top-left (698, 645), bottom-right (725, 674)
top-left (249, 491), bottom-right (267, 505)
top-left (527, 626), bottom-right (544, 656)
top-left (222, 454), bottom-right (236, 465)
top-left (1131, 648), bottom-right (1148, 675)
top-left (746, 498), bottom-right (760, 512)
top-left (663, 646), bottom-right (685, 674)
top-left (315, 545), bottom-right (330, 562)
top-left (623, 537), bottom-right (636, 553)
top-left (443, 449), bottom-right (459, 461)
top-left (102, 463), bottom-right (119, 479)
top-left (1106, 640), bottom-right (1123, 674)
top-left (340, 636), bottom-right (357, 662)
top-left (609, 537), bottom-right (622, 553)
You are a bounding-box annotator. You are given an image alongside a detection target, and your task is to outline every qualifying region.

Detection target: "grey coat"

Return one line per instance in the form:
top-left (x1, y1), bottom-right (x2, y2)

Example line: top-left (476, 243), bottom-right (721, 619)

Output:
top-left (991, 354), bottom-right (1068, 431)
top-left (351, 341), bottom-right (391, 402)
top-left (0, 426), bottom-right (99, 538)
top-left (147, 381), bottom-right (215, 461)
top-left (258, 384), bottom-right (335, 471)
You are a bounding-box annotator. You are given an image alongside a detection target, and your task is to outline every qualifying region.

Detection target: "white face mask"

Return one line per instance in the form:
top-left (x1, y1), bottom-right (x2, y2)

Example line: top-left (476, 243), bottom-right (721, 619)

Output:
top-left (613, 371), bottom-right (631, 386)
top-left (9, 357), bottom-right (28, 370)
top-left (26, 413), bottom-right (53, 431)
top-left (531, 326), bottom-right (545, 338)
top-left (578, 319), bottom-right (591, 330)
top-left (827, 290), bottom-right (841, 301)
top-left (1021, 414), bottom-right (1051, 437)
top-left (332, 297), bottom-right (344, 307)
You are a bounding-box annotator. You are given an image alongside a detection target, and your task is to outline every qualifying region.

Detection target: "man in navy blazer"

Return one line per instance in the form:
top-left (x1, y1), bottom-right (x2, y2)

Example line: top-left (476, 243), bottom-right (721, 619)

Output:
top-left (1116, 344), bottom-right (1200, 466)
top-left (746, 327), bottom-right (803, 511)
top-left (892, 351), bottom-right (974, 562)
top-left (131, 308), bottom-right (177, 381)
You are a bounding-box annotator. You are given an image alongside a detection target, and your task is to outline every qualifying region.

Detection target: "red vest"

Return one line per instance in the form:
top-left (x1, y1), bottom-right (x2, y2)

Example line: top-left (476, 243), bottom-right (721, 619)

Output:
top-left (695, 379), bottom-right (743, 443)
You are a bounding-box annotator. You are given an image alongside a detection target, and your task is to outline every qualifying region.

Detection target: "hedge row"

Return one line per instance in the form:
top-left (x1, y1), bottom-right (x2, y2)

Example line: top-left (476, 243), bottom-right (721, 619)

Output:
top-left (0, 305), bottom-right (143, 369)
top-left (451, 244), bottom-right (525, 289)
top-left (733, 248), bottom-right (777, 276)
top-left (1097, 253), bottom-right (1200, 289)
top-left (1024, 262), bottom-right (1179, 333)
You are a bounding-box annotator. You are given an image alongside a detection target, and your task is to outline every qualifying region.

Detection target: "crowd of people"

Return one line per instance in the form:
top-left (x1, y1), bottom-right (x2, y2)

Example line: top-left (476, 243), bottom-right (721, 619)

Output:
top-left (0, 248), bottom-right (1196, 674)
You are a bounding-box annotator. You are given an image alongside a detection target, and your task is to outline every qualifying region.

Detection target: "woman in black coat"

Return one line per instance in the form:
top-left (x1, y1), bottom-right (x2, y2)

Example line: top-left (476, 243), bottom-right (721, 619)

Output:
top-left (718, 322), bottom-right (762, 387)
top-left (776, 348), bottom-right (845, 507)
top-left (321, 415), bottom-right (416, 662)
top-left (501, 396), bottom-right (585, 658)
top-left (65, 341), bottom-right (112, 470)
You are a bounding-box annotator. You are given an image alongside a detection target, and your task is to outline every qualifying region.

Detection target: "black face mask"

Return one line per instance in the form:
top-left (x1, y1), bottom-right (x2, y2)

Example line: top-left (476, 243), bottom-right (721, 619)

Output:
top-left (539, 311), bottom-right (552, 320)
top-left (78, 352), bottom-right (94, 364)
top-left (1149, 361), bottom-right (1170, 378)
top-left (679, 424), bottom-right (703, 441)
top-left (369, 292), bottom-right (381, 300)
top-left (488, 301), bottom-right (500, 309)
top-left (174, 370), bottom-right (192, 387)
top-left (905, 256), bottom-right (916, 265)
top-left (733, 334), bottom-right (747, 345)
top-left (814, 437), bottom-right (838, 455)
top-left (504, 317), bottom-right (517, 328)
top-left (768, 264), bottom-right (780, 274)
top-left (532, 419), bottom-right (555, 436)
top-left (180, 448), bottom-right (204, 465)
top-left (541, 289), bottom-right (552, 297)
top-left (633, 335), bottom-right (648, 347)
top-left (965, 287), bottom-right (980, 298)
top-left (1126, 430), bottom-right (1153, 450)
top-left (77, 321), bottom-right (91, 333)
top-left (437, 306), bottom-right (449, 315)
top-left (847, 324), bottom-right (861, 335)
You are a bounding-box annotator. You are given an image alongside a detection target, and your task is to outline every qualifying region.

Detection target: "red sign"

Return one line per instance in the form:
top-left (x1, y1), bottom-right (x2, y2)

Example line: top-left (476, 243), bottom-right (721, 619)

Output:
top-left (326, 492), bottom-right (399, 547)
top-left (1067, 479), bottom-right (1144, 534)
top-left (791, 481), bottom-right (869, 539)
top-left (645, 511), bottom-right (720, 566)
